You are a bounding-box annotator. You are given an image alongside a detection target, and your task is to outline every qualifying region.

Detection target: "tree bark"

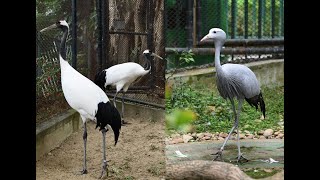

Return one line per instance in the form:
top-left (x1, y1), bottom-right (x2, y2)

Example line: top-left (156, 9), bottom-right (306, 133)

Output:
top-left (166, 160), bottom-right (253, 180)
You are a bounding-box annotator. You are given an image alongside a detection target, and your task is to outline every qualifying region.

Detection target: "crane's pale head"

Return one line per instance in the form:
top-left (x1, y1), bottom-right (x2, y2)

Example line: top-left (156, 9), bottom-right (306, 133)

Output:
top-left (40, 20), bottom-right (69, 33)
top-left (143, 49), bottom-right (163, 60)
top-left (200, 28), bottom-right (226, 45)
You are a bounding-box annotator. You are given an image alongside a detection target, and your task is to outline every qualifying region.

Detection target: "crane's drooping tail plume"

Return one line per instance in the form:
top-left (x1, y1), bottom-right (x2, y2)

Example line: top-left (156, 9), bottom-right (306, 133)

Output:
top-left (245, 92), bottom-right (266, 118)
top-left (95, 102), bottom-right (122, 145)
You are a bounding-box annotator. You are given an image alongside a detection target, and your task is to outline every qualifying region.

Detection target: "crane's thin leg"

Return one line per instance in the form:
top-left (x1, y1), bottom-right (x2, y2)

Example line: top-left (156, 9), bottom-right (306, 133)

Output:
top-left (235, 99), bottom-right (248, 163)
top-left (213, 99), bottom-right (237, 161)
top-left (113, 91), bottom-right (119, 108)
top-left (99, 128), bottom-right (109, 179)
top-left (121, 92), bottom-right (129, 125)
top-left (81, 122), bottom-right (88, 174)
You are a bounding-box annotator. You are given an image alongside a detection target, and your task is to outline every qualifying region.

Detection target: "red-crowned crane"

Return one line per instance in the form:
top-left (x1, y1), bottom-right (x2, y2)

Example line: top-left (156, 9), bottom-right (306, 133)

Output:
top-left (200, 28), bottom-right (266, 163)
top-left (40, 20), bottom-right (121, 178)
top-left (94, 49), bottom-right (163, 125)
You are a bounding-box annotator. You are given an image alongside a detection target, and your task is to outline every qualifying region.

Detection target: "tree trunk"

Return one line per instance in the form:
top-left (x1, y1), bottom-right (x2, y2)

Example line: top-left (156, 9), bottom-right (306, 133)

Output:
top-left (166, 160), bottom-right (253, 180)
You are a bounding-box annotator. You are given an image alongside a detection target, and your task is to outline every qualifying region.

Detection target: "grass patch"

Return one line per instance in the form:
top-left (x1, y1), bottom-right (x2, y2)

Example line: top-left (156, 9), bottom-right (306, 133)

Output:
top-left (166, 82), bottom-right (284, 134)
top-left (244, 168), bottom-right (281, 179)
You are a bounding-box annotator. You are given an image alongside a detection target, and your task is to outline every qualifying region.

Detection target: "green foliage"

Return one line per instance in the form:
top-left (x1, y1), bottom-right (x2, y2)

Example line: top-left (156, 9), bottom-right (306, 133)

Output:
top-left (166, 81), bottom-right (284, 134)
top-left (179, 49), bottom-right (195, 64)
top-left (166, 109), bottom-right (196, 133)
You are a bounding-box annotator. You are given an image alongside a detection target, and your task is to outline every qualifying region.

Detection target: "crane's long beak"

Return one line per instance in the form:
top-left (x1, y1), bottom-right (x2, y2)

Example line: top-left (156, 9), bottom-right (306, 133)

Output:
top-left (200, 35), bottom-right (210, 42)
top-left (40, 23), bottom-right (57, 33)
top-left (151, 53), bottom-right (163, 60)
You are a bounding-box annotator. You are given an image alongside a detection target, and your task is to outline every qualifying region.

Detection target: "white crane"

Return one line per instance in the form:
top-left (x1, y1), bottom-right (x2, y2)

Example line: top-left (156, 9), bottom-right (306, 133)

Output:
top-left (94, 49), bottom-right (163, 125)
top-left (40, 20), bottom-right (121, 178)
top-left (200, 28), bottom-right (266, 163)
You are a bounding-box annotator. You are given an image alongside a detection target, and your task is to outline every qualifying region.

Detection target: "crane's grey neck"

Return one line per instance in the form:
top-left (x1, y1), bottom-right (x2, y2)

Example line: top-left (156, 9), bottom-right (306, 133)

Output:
top-left (214, 42), bottom-right (223, 71)
top-left (143, 54), bottom-right (151, 71)
top-left (60, 27), bottom-right (68, 60)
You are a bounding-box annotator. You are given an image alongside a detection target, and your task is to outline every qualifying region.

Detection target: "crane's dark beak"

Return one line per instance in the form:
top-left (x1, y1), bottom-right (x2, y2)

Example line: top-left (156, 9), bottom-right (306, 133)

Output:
top-left (40, 23), bottom-right (58, 33)
top-left (151, 53), bottom-right (163, 60)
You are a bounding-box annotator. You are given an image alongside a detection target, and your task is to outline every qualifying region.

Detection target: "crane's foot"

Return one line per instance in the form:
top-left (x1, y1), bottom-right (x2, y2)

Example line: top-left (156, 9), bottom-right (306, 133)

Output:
top-left (236, 154), bottom-right (249, 163)
top-left (74, 168), bottom-right (87, 175)
top-left (121, 119), bottom-right (131, 126)
top-left (80, 169), bottom-right (88, 174)
top-left (211, 150), bottom-right (223, 161)
top-left (99, 160), bottom-right (108, 179)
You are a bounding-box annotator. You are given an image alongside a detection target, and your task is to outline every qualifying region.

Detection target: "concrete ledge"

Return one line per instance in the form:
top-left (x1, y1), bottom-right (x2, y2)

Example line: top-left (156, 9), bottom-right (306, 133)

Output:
top-left (36, 109), bottom-right (81, 161)
top-left (36, 102), bottom-right (164, 161)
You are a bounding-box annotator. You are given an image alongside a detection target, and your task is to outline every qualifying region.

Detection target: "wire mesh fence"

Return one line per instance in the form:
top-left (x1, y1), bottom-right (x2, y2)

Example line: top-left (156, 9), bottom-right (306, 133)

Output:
top-left (165, 0), bottom-right (284, 70)
top-left (36, 0), bottom-right (165, 124)
top-left (105, 0), bottom-right (165, 106)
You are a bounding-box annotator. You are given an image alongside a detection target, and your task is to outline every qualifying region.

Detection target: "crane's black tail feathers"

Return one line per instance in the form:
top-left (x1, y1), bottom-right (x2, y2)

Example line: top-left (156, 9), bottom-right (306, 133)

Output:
top-left (245, 92), bottom-right (266, 118)
top-left (94, 70), bottom-right (107, 92)
top-left (95, 102), bottom-right (122, 146)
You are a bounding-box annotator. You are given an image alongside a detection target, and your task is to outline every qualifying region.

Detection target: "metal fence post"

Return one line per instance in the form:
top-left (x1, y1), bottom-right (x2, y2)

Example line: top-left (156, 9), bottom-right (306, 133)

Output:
top-left (71, 0), bottom-right (77, 69)
top-left (147, 0), bottom-right (155, 89)
top-left (258, 0), bottom-right (263, 38)
top-left (96, 0), bottom-right (102, 71)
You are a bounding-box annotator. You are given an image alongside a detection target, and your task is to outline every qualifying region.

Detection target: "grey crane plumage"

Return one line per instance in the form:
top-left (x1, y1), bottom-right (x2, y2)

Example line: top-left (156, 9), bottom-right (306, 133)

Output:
top-left (200, 28), bottom-right (265, 162)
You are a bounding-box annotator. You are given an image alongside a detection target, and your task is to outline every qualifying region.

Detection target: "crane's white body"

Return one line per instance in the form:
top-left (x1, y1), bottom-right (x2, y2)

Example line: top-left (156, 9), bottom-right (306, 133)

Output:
top-left (59, 56), bottom-right (109, 122)
top-left (41, 20), bottom-right (121, 177)
top-left (104, 62), bottom-right (149, 92)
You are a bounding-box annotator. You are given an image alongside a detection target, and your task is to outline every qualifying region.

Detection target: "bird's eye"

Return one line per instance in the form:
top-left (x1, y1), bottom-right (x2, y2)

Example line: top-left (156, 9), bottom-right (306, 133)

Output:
top-left (213, 31), bottom-right (216, 33)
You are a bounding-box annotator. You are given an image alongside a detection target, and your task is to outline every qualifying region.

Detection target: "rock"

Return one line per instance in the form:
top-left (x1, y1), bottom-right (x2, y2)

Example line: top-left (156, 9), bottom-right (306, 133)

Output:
top-left (171, 133), bottom-right (181, 139)
top-left (244, 130), bottom-right (250, 134)
top-left (197, 133), bottom-right (204, 139)
top-left (191, 133), bottom-right (197, 138)
top-left (260, 114), bottom-right (265, 120)
top-left (219, 132), bottom-right (228, 138)
top-left (218, 137), bottom-right (224, 141)
top-left (259, 136), bottom-right (266, 139)
top-left (203, 133), bottom-right (212, 138)
top-left (172, 138), bottom-right (184, 144)
top-left (203, 136), bottom-right (211, 140)
top-left (246, 134), bottom-right (254, 139)
top-left (263, 129), bottom-right (274, 138)
top-left (183, 135), bottom-right (193, 143)
top-left (277, 133), bottom-right (284, 139)
top-left (48, 152), bottom-right (52, 156)
top-left (230, 136), bottom-right (236, 140)
top-left (239, 134), bottom-right (245, 139)
top-left (258, 130), bottom-right (264, 135)
top-left (274, 131), bottom-right (280, 136)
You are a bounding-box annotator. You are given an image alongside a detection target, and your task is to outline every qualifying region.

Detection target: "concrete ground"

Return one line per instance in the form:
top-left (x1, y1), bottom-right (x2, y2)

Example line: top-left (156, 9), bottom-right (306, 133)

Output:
top-left (166, 139), bottom-right (284, 178)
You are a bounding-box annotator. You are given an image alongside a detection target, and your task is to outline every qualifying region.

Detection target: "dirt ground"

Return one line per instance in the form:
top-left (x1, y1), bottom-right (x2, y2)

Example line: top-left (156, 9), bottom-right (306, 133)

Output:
top-left (36, 117), bottom-right (166, 179)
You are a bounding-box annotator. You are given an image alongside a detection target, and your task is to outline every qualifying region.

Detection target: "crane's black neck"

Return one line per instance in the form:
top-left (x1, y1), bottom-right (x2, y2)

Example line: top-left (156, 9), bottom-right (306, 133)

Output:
top-left (143, 54), bottom-right (151, 71)
top-left (59, 26), bottom-right (69, 60)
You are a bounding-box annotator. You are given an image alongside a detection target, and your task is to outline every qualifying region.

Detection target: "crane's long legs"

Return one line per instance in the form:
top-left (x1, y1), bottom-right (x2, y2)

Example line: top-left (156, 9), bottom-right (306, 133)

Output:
top-left (99, 128), bottom-right (109, 179)
top-left (213, 99), bottom-right (237, 161)
top-left (113, 92), bottom-right (119, 108)
top-left (235, 99), bottom-right (248, 163)
top-left (121, 92), bottom-right (129, 125)
top-left (81, 122), bottom-right (88, 174)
